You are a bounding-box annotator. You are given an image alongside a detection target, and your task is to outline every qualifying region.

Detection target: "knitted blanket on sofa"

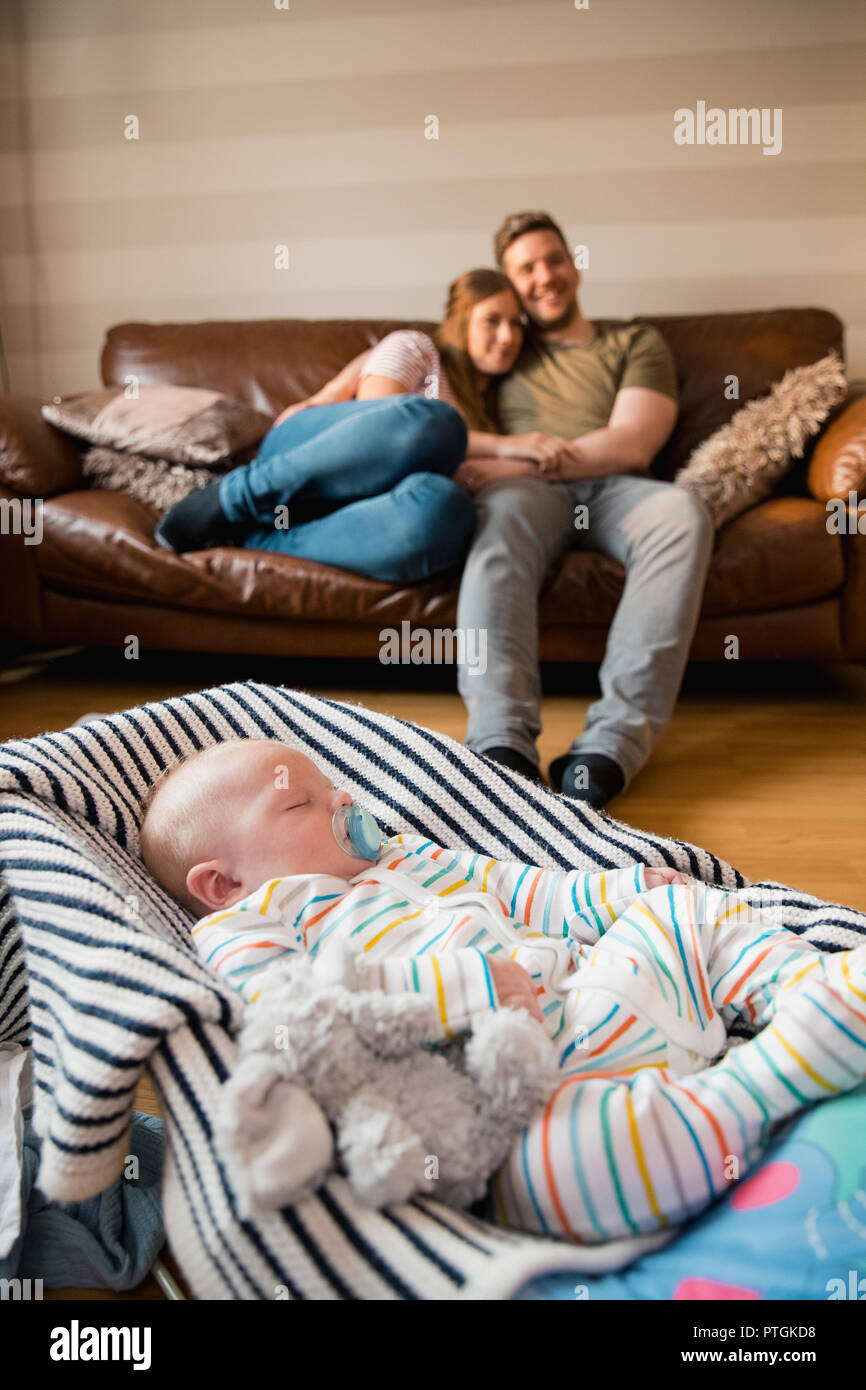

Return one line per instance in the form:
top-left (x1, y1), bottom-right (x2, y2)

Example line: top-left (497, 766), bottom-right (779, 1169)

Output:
top-left (1, 682), bottom-right (863, 1300)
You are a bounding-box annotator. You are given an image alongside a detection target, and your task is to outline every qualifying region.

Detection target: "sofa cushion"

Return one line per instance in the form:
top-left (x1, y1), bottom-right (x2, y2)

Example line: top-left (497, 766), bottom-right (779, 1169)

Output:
top-left (674, 353), bottom-right (847, 526)
top-left (541, 497), bottom-right (845, 623)
top-left (35, 490), bottom-right (844, 628)
top-left (43, 386), bottom-right (272, 465)
top-left (101, 308), bottom-right (844, 480)
top-left (34, 488), bottom-right (459, 626)
top-left (101, 319), bottom-right (439, 418)
top-left (648, 307), bottom-right (843, 480)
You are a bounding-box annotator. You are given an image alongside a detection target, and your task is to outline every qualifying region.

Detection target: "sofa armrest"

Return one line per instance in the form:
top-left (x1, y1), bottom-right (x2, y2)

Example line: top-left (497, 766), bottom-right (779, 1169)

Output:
top-left (841, 525), bottom-right (866, 661)
top-left (0, 394), bottom-right (83, 497)
top-left (807, 383), bottom-right (866, 504)
top-left (805, 384), bottom-right (866, 658)
top-left (0, 483), bottom-right (45, 642)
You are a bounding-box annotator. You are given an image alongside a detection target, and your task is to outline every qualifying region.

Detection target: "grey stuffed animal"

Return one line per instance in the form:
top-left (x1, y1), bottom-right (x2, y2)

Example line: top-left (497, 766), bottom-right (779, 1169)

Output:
top-left (216, 943), bottom-right (560, 1216)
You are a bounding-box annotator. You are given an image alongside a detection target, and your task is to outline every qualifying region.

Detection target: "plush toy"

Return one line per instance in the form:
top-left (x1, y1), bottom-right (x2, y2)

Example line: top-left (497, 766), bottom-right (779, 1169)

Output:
top-left (216, 943), bottom-right (560, 1216)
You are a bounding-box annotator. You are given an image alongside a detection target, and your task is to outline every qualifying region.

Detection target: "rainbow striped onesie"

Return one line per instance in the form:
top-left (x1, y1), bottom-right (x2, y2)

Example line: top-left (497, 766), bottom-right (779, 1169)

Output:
top-left (192, 833), bottom-right (866, 1243)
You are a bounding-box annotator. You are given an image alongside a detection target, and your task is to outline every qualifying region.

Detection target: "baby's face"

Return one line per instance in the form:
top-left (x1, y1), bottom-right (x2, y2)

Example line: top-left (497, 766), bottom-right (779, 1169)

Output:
top-left (187, 742), bottom-right (376, 913)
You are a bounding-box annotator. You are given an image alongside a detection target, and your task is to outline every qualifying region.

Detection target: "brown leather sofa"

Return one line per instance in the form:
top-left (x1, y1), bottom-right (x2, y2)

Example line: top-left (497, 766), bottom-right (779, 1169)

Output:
top-left (1, 307), bottom-right (865, 663)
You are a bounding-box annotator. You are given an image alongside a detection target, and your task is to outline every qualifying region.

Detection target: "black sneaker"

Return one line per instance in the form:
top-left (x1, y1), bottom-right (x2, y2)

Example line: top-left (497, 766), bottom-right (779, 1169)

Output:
top-left (548, 751), bottom-right (625, 808)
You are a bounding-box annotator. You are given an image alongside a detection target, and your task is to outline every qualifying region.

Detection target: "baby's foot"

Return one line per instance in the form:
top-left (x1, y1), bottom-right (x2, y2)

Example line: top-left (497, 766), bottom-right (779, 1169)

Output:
top-left (779, 942), bottom-right (866, 1007)
top-left (773, 943), bottom-right (866, 1092)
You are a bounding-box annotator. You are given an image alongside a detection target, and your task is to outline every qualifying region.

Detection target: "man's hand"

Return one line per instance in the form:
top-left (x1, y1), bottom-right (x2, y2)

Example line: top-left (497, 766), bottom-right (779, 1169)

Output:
top-left (643, 866), bottom-right (686, 889)
top-left (487, 957), bottom-right (544, 1023)
top-left (536, 439), bottom-right (585, 477)
top-left (535, 389), bottom-right (678, 481)
top-left (499, 431), bottom-right (583, 474)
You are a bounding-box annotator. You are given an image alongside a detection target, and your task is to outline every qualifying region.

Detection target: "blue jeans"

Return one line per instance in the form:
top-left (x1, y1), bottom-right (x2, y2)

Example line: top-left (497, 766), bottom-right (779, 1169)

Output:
top-left (218, 395), bottom-right (474, 583)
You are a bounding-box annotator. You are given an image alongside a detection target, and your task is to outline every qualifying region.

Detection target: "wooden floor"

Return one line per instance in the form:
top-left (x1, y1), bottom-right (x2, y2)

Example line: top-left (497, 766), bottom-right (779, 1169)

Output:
top-left (3, 645), bottom-right (865, 1298)
top-left (4, 646), bottom-right (864, 909)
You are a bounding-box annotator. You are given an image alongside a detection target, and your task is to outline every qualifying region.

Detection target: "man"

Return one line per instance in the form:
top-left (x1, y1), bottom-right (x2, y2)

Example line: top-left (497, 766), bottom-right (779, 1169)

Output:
top-left (284, 210), bottom-right (714, 809)
top-left (455, 211), bottom-right (714, 807)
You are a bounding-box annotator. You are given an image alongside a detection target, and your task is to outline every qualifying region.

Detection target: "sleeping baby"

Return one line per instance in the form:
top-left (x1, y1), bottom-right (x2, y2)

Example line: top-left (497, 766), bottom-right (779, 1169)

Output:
top-left (140, 737), bottom-right (866, 1243)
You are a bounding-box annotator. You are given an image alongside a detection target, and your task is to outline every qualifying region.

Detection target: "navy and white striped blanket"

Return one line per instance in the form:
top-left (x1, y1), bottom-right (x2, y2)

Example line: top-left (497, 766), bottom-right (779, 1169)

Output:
top-left (1, 682), bottom-right (863, 1299)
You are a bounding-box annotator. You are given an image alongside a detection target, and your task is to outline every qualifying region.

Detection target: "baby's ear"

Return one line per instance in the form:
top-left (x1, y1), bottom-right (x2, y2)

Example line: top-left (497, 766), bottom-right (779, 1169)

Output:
top-left (187, 859), bottom-right (239, 912)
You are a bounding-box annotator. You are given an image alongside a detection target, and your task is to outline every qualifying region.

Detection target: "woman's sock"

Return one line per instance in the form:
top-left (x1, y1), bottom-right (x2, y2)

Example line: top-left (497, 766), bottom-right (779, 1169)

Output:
top-left (154, 480), bottom-right (236, 553)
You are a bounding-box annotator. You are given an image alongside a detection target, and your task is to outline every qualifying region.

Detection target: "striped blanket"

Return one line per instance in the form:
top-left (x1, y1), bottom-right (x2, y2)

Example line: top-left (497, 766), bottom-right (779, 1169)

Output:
top-left (1, 681), bottom-right (863, 1299)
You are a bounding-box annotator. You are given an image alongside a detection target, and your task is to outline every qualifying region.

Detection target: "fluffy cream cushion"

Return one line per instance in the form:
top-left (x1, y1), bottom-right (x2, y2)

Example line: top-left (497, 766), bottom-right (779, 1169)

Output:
top-left (674, 352), bottom-right (847, 527)
top-left (81, 446), bottom-right (220, 512)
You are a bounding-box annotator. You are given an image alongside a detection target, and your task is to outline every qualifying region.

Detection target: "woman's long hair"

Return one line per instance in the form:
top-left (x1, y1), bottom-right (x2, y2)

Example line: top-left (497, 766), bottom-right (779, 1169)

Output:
top-left (432, 268), bottom-right (522, 432)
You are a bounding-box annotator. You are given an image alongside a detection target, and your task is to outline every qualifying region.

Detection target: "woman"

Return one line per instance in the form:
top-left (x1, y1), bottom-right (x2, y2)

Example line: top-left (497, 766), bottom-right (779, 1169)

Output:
top-left (155, 269), bottom-right (578, 583)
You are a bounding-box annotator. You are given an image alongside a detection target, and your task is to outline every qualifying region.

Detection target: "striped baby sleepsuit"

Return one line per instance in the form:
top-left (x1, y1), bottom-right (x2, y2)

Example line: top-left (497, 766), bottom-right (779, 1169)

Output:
top-left (193, 833), bottom-right (866, 1243)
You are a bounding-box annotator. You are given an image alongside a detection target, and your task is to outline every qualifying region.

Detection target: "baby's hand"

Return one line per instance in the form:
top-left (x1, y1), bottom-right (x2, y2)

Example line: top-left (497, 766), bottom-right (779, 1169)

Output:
top-left (643, 866), bottom-right (686, 889)
top-left (487, 957), bottom-right (544, 1024)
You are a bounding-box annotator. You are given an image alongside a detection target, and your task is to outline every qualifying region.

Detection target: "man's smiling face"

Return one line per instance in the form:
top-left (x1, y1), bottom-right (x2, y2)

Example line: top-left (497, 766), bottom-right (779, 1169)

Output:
top-left (501, 227), bottom-right (580, 333)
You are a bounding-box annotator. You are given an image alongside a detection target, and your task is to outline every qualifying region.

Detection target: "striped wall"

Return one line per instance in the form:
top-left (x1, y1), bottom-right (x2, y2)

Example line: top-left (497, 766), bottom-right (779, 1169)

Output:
top-left (1, 0), bottom-right (865, 397)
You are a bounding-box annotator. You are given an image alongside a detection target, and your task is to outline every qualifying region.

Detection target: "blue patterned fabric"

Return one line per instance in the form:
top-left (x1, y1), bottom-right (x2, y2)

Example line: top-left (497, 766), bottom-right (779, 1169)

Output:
top-left (513, 1082), bottom-right (866, 1300)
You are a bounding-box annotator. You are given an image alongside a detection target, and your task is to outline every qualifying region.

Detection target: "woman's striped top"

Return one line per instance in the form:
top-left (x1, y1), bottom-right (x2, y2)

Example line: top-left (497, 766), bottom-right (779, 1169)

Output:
top-left (360, 330), bottom-right (464, 419)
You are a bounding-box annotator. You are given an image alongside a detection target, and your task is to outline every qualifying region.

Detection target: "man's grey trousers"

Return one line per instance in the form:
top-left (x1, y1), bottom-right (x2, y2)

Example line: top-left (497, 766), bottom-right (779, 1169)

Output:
top-left (456, 473), bottom-right (715, 789)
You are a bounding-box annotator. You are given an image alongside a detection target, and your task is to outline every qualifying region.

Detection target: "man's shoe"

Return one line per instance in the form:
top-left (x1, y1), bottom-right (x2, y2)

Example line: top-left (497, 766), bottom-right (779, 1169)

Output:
top-left (549, 751), bottom-right (625, 809)
top-left (154, 479), bottom-right (237, 552)
top-left (481, 745), bottom-right (544, 784)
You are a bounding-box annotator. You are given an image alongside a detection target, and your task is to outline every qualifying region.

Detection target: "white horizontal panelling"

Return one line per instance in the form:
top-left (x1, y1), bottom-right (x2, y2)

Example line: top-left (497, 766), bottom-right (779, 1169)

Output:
top-left (5, 351), bottom-right (95, 396)
top-left (6, 0), bottom-right (522, 44)
top-left (4, 0), bottom-right (866, 100)
top-left (4, 3), bottom-right (864, 397)
top-left (1, 103), bottom-right (863, 209)
top-left (2, 218), bottom-right (864, 307)
top-left (844, 327), bottom-right (866, 376)
top-left (7, 272), bottom-right (864, 351)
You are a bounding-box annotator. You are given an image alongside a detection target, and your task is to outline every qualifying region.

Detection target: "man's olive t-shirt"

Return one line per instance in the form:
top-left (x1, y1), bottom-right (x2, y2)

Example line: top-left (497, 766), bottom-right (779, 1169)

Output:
top-left (496, 320), bottom-right (678, 439)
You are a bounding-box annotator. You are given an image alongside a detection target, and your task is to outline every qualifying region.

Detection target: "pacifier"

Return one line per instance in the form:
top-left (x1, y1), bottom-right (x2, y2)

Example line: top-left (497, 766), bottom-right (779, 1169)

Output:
top-left (332, 802), bottom-right (382, 861)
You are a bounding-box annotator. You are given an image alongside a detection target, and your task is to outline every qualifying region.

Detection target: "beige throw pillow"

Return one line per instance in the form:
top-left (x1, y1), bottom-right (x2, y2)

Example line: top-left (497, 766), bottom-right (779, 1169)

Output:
top-left (674, 352), bottom-right (847, 527)
top-left (43, 385), bottom-right (272, 465)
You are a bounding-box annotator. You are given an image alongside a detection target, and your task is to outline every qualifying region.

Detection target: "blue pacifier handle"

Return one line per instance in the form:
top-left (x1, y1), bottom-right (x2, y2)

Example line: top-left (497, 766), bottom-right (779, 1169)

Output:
top-left (332, 803), bottom-right (382, 860)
